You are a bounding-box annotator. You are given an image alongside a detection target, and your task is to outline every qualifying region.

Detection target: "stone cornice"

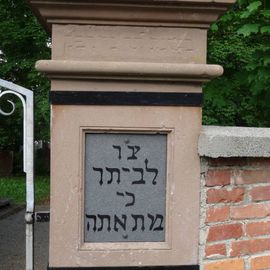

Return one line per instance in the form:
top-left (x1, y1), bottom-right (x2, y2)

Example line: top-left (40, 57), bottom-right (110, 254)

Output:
top-left (36, 60), bottom-right (223, 82)
top-left (28, 0), bottom-right (236, 33)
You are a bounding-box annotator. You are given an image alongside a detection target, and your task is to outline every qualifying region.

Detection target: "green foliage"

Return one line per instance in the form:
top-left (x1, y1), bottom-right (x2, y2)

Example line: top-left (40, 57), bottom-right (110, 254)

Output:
top-left (0, 176), bottom-right (50, 204)
top-left (237, 23), bottom-right (260, 35)
top-left (204, 0), bottom-right (270, 127)
top-left (0, 0), bottom-right (50, 151)
top-left (0, 0), bottom-right (270, 157)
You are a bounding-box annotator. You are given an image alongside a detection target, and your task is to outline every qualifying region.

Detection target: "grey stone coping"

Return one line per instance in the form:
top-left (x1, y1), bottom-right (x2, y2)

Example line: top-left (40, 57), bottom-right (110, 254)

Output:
top-left (198, 125), bottom-right (270, 158)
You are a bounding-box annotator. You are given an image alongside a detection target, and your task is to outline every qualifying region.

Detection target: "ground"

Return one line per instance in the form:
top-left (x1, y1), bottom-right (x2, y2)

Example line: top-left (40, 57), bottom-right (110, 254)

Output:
top-left (0, 205), bottom-right (49, 270)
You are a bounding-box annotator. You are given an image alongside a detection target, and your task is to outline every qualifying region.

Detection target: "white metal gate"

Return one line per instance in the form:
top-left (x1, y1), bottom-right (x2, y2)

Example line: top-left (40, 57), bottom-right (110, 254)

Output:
top-left (0, 78), bottom-right (34, 270)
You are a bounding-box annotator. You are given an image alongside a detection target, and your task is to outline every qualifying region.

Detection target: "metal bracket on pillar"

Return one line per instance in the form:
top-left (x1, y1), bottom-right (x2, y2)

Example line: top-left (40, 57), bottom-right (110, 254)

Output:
top-left (0, 78), bottom-right (34, 270)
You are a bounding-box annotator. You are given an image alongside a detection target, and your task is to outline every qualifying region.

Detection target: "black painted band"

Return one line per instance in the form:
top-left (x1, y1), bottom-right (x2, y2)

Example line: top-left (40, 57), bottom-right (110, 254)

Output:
top-left (49, 91), bottom-right (203, 107)
top-left (48, 266), bottom-right (199, 270)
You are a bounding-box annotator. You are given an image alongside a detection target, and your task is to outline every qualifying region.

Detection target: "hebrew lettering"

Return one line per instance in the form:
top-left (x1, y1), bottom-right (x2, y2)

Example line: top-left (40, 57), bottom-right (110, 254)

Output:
top-left (86, 214), bottom-right (97, 232)
top-left (113, 145), bottom-right (122, 160)
top-left (97, 215), bottom-right (111, 232)
top-left (114, 215), bottom-right (127, 232)
top-left (92, 167), bottom-right (103, 186)
top-left (106, 167), bottom-right (121, 184)
top-left (86, 213), bottom-right (164, 233)
top-left (116, 191), bottom-right (124, 197)
top-left (145, 159), bottom-right (159, 185)
top-left (125, 192), bottom-right (135, 207)
top-left (132, 168), bottom-right (145, 185)
top-left (122, 167), bottom-right (130, 173)
top-left (127, 145), bottom-right (141, 160)
top-left (85, 133), bottom-right (167, 242)
top-left (148, 214), bottom-right (164, 231)
top-left (131, 214), bottom-right (145, 231)
top-left (116, 191), bottom-right (135, 207)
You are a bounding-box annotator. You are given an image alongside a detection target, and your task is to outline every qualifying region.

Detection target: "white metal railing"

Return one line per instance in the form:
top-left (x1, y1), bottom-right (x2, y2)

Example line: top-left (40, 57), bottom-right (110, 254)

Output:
top-left (0, 78), bottom-right (34, 270)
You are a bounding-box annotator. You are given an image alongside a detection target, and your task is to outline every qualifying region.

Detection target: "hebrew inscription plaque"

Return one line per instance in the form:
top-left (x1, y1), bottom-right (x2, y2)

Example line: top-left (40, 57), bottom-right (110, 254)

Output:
top-left (84, 133), bottom-right (167, 242)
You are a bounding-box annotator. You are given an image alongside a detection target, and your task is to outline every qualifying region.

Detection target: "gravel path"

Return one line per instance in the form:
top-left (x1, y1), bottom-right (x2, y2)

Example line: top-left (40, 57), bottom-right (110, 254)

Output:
top-left (0, 206), bottom-right (49, 270)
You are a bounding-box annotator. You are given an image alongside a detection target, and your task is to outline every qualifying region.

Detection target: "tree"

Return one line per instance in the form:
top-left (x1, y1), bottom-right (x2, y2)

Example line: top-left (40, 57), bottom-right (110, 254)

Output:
top-left (0, 0), bottom-right (50, 152)
top-left (0, 0), bottom-right (270, 157)
top-left (204, 0), bottom-right (270, 127)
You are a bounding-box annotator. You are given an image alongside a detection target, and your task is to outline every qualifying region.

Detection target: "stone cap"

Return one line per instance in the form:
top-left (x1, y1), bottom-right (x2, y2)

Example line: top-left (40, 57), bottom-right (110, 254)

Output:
top-left (198, 126), bottom-right (270, 158)
top-left (28, 0), bottom-right (236, 33)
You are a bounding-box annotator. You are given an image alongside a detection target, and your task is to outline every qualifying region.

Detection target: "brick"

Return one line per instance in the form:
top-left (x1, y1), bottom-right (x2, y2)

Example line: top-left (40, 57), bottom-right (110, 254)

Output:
top-left (206, 206), bottom-right (230, 223)
top-left (207, 188), bottom-right (244, 204)
top-left (230, 238), bottom-right (270, 257)
top-left (235, 170), bottom-right (270, 185)
top-left (251, 255), bottom-right (270, 270)
top-left (231, 203), bottom-right (270, 220)
top-left (208, 157), bottom-right (246, 167)
top-left (208, 158), bottom-right (270, 168)
top-left (246, 221), bottom-right (270, 237)
top-left (207, 223), bottom-right (243, 242)
top-left (205, 243), bottom-right (226, 258)
top-left (206, 170), bottom-right (231, 187)
top-left (247, 158), bottom-right (270, 167)
top-left (250, 186), bottom-right (270, 202)
top-left (204, 259), bottom-right (244, 270)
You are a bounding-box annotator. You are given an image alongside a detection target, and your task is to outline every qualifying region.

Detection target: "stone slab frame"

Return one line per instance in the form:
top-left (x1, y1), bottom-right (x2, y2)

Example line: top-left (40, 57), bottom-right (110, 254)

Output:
top-left (50, 105), bottom-right (201, 267)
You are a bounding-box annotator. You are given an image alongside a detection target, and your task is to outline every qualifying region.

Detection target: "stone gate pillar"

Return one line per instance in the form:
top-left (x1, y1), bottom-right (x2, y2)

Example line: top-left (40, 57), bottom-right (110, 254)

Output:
top-left (29, 1), bottom-right (235, 269)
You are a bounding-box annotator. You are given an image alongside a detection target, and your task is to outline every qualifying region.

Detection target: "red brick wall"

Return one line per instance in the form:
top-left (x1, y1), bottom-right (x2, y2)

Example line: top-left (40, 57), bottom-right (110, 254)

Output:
top-left (201, 158), bottom-right (270, 270)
